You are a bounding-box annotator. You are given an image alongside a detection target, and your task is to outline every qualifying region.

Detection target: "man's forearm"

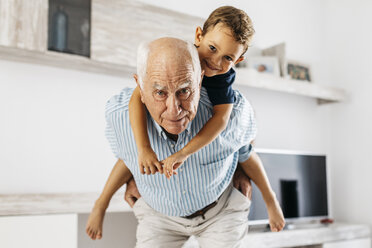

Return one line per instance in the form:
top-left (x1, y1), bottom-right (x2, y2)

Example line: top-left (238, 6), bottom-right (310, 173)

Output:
top-left (96, 159), bottom-right (133, 209)
top-left (239, 151), bottom-right (276, 204)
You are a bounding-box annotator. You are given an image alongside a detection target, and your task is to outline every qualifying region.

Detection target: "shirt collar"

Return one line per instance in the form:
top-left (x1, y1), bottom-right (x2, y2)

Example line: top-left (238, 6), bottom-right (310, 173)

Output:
top-left (151, 118), bottom-right (192, 140)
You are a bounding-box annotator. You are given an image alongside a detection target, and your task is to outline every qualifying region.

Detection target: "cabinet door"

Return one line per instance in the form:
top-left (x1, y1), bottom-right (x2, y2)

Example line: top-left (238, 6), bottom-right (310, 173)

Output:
top-left (0, 214), bottom-right (78, 248)
top-left (91, 0), bottom-right (203, 67)
top-left (0, 0), bottom-right (47, 51)
top-left (323, 238), bottom-right (371, 248)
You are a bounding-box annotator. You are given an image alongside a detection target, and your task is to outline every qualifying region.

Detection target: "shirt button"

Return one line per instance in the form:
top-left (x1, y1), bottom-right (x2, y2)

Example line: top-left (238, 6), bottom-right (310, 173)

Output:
top-left (183, 191), bottom-right (186, 194)
top-left (171, 144), bottom-right (175, 148)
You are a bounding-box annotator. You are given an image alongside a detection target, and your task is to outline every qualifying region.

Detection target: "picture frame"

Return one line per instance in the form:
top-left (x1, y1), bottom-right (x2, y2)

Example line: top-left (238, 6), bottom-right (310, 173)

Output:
top-left (247, 56), bottom-right (280, 77)
top-left (286, 60), bottom-right (312, 82)
top-left (262, 42), bottom-right (286, 77)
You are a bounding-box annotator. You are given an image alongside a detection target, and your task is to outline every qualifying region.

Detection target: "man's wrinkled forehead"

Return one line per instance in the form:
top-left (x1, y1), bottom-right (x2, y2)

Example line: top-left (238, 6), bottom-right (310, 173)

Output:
top-left (153, 82), bottom-right (193, 91)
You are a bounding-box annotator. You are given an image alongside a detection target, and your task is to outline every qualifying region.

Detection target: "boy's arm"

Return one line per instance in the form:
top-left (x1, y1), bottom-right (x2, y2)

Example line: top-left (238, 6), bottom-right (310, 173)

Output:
top-left (129, 86), bottom-right (151, 152)
top-left (129, 86), bottom-right (162, 174)
top-left (95, 159), bottom-right (133, 210)
top-left (164, 104), bottom-right (233, 177)
top-left (181, 104), bottom-right (233, 157)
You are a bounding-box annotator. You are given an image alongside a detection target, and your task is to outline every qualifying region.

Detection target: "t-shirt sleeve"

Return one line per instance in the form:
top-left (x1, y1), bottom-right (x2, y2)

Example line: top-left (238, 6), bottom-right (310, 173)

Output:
top-left (238, 143), bottom-right (254, 163)
top-left (204, 85), bottom-right (235, 105)
top-left (202, 68), bottom-right (236, 106)
top-left (226, 90), bottom-right (257, 162)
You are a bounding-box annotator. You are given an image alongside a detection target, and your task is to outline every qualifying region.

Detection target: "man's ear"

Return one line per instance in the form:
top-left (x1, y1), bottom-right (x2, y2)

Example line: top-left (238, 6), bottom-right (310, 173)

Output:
top-left (199, 70), bottom-right (205, 89)
top-left (194, 26), bottom-right (203, 47)
top-left (133, 74), bottom-right (145, 103)
top-left (234, 56), bottom-right (245, 65)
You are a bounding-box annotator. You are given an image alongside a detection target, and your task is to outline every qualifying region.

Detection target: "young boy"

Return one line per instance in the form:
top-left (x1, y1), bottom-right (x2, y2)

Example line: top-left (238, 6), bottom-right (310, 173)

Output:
top-left (86, 6), bottom-right (285, 240)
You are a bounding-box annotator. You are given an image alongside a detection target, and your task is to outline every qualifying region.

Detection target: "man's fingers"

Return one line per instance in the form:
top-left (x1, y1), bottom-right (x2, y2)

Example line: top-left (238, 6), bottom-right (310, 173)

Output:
top-left (240, 185), bottom-right (248, 197)
top-left (126, 196), bottom-right (135, 207)
top-left (140, 165), bottom-right (145, 174)
top-left (173, 162), bottom-right (182, 170)
top-left (155, 161), bottom-right (163, 174)
top-left (233, 178), bottom-right (239, 190)
top-left (149, 165), bottom-right (156, 174)
top-left (145, 166), bottom-right (151, 175)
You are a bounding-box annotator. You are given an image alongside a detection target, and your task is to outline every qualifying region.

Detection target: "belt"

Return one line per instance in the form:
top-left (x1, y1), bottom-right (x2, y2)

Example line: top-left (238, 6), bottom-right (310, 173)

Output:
top-left (184, 200), bottom-right (218, 220)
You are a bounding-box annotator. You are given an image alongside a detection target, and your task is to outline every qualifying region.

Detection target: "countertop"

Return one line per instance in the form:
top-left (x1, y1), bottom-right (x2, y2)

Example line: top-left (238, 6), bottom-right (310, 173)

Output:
top-left (0, 191), bottom-right (131, 216)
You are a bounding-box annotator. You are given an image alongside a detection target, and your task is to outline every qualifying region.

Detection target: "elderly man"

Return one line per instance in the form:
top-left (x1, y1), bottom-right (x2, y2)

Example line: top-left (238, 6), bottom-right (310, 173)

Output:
top-left (90, 37), bottom-right (278, 247)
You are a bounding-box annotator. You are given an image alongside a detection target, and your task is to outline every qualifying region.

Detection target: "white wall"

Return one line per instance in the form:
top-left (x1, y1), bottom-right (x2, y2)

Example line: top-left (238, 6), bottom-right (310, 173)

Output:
top-left (0, 0), bottom-right (370, 230)
top-left (324, 0), bottom-right (372, 227)
top-left (0, 60), bottom-right (134, 193)
top-left (0, 0), bottom-right (331, 192)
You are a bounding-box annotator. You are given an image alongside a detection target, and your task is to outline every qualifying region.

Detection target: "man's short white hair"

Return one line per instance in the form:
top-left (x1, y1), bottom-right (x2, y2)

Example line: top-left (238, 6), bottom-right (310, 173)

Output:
top-left (136, 38), bottom-right (201, 89)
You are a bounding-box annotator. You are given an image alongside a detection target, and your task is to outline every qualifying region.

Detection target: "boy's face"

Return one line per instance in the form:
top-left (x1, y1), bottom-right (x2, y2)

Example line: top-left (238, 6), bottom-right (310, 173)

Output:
top-left (195, 23), bottom-right (245, 77)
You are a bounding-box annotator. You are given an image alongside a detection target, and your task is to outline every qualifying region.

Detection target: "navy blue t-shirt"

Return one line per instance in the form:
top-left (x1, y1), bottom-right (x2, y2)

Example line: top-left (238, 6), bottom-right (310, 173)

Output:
top-left (202, 68), bottom-right (236, 106)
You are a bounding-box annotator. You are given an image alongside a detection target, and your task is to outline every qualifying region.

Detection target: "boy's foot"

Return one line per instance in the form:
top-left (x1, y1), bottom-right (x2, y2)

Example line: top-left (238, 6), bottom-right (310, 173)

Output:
top-left (267, 200), bottom-right (285, 232)
top-left (86, 204), bottom-right (106, 240)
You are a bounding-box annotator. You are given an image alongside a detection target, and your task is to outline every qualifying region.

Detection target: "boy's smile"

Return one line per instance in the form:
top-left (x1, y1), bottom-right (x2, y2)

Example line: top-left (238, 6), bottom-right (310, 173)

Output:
top-left (195, 23), bottom-right (245, 77)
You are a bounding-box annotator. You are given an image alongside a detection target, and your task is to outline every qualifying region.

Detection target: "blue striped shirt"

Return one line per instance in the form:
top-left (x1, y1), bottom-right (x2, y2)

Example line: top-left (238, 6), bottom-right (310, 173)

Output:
top-left (105, 87), bottom-right (257, 216)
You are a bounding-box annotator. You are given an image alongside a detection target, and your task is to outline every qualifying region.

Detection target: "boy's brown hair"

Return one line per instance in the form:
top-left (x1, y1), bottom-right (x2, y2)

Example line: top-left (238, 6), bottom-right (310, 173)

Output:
top-left (202, 6), bottom-right (255, 55)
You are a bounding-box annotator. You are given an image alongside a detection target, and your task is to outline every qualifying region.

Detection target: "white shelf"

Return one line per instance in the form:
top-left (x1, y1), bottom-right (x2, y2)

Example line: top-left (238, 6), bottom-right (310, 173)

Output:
top-left (0, 191), bottom-right (130, 216)
top-left (235, 68), bottom-right (347, 104)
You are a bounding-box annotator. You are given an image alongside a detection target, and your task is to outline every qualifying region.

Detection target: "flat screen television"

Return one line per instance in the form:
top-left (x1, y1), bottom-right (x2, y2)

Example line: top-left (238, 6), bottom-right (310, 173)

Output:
top-left (248, 149), bottom-right (329, 227)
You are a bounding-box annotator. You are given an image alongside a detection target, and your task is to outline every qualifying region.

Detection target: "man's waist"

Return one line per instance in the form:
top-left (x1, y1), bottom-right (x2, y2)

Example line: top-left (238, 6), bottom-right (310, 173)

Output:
top-left (183, 200), bottom-right (218, 219)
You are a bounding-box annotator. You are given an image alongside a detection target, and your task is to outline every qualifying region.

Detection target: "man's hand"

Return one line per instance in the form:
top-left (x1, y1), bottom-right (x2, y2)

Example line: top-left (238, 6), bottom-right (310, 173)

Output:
top-left (124, 178), bottom-right (141, 207)
top-left (233, 165), bottom-right (252, 200)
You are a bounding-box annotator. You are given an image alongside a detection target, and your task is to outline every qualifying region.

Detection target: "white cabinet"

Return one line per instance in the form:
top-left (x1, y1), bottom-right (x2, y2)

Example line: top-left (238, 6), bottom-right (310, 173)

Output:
top-left (323, 238), bottom-right (371, 248)
top-left (91, 0), bottom-right (202, 67)
top-left (0, 214), bottom-right (78, 248)
top-left (0, 0), bottom-right (47, 51)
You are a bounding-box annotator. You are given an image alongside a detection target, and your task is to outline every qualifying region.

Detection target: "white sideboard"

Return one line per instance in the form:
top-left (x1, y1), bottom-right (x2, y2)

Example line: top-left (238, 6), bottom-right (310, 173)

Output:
top-left (1, 193), bottom-right (370, 248)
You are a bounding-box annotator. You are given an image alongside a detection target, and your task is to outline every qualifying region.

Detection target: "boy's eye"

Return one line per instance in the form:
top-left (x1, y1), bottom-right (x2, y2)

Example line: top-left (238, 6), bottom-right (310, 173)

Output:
top-left (225, 56), bottom-right (233, 62)
top-left (209, 45), bottom-right (216, 52)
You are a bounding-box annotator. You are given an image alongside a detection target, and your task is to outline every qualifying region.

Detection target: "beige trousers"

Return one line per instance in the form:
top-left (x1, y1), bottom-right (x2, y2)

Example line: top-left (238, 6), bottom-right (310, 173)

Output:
top-left (132, 184), bottom-right (251, 248)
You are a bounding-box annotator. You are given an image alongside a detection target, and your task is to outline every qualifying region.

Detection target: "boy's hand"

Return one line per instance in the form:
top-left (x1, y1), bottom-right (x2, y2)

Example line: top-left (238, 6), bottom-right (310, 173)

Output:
top-left (138, 147), bottom-right (163, 175)
top-left (267, 198), bottom-right (286, 232)
top-left (162, 151), bottom-right (188, 179)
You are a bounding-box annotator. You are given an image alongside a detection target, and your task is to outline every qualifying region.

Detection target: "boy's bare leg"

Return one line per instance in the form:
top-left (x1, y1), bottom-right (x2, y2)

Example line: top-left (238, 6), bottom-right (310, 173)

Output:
top-left (86, 159), bottom-right (133, 240)
top-left (239, 151), bottom-right (285, 232)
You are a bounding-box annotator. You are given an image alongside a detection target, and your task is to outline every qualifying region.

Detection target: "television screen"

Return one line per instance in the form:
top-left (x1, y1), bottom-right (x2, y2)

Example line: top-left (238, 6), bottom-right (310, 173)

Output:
top-left (248, 150), bottom-right (328, 224)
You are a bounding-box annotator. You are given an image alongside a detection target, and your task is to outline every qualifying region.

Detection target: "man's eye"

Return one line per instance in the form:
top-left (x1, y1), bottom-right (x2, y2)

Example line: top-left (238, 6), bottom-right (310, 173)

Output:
top-left (225, 56), bottom-right (233, 62)
top-left (155, 90), bottom-right (167, 98)
top-left (177, 88), bottom-right (191, 99)
top-left (179, 89), bottom-right (190, 94)
top-left (209, 45), bottom-right (216, 52)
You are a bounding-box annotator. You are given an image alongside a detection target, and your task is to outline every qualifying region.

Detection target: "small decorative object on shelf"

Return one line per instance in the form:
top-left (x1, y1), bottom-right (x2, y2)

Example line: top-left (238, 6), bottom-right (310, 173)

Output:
top-left (50, 5), bottom-right (68, 52)
top-left (262, 42), bottom-right (287, 77)
top-left (48, 0), bottom-right (91, 57)
top-left (287, 60), bottom-right (312, 82)
top-left (247, 56), bottom-right (280, 77)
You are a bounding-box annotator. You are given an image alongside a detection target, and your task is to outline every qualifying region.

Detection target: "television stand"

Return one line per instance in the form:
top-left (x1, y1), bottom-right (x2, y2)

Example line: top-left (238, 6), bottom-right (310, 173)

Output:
top-left (243, 222), bottom-right (371, 248)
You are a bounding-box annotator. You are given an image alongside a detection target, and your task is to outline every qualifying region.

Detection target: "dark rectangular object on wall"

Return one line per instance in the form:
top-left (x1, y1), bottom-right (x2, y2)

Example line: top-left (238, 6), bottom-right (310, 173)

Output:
top-left (48, 0), bottom-right (91, 57)
top-left (249, 150), bottom-right (328, 224)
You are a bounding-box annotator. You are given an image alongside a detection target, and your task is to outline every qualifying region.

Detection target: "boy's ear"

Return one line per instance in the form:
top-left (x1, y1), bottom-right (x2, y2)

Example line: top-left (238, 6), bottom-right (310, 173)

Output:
top-left (234, 56), bottom-right (245, 65)
top-left (194, 26), bottom-right (203, 46)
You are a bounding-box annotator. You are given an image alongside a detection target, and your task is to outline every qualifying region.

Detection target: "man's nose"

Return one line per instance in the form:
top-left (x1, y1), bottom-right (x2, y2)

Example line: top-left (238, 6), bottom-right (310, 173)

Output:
top-left (166, 94), bottom-right (182, 116)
